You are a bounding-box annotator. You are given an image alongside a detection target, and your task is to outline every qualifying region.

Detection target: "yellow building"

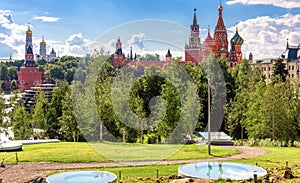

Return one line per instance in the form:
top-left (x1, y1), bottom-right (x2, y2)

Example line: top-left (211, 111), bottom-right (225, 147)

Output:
top-left (251, 41), bottom-right (300, 83)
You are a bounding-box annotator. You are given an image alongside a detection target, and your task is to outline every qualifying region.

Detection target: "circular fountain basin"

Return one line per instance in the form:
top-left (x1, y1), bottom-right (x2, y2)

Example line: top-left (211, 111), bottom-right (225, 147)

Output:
top-left (46, 171), bottom-right (117, 183)
top-left (178, 162), bottom-right (267, 180)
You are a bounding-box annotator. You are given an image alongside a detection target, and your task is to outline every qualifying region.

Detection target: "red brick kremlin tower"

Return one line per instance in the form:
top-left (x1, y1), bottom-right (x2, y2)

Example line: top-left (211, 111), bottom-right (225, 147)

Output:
top-left (18, 26), bottom-right (42, 90)
top-left (185, 8), bottom-right (203, 64)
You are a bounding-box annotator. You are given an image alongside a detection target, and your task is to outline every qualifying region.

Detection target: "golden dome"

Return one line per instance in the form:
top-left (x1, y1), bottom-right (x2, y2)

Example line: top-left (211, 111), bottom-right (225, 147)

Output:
top-left (40, 36), bottom-right (46, 45)
top-left (26, 25), bottom-right (32, 35)
top-left (218, 5), bottom-right (223, 11)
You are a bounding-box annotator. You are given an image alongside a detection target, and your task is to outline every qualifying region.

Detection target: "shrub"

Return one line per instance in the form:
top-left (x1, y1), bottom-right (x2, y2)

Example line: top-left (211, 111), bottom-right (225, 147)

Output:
top-left (234, 138), bottom-right (300, 147)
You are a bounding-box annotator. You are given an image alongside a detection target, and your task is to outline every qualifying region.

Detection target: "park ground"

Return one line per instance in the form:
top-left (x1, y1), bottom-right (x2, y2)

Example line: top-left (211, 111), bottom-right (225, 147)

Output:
top-left (0, 142), bottom-right (299, 182)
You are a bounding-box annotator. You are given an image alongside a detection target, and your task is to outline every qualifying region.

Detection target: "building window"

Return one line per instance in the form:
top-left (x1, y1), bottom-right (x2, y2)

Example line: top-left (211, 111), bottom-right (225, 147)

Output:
top-left (292, 66), bottom-right (294, 70)
top-left (289, 66), bottom-right (291, 70)
top-left (292, 74), bottom-right (294, 78)
top-left (268, 67), bottom-right (271, 71)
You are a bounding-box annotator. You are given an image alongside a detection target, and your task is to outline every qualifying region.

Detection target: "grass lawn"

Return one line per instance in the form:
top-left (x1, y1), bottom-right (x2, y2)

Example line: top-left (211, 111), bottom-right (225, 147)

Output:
top-left (92, 142), bottom-right (239, 161)
top-left (0, 142), bottom-right (109, 163)
top-left (229, 147), bottom-right (300, 168)
top-left (1, 143), bottom-right (299, 182)
top-left (90, 146), bottom-right (300, 182)
top-left (0, 142), bottom-right (238, 163)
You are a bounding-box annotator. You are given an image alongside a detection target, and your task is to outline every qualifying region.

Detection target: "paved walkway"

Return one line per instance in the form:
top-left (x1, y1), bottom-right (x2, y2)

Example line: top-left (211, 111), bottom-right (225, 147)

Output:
top-left (0, 146), bottom-right (269, 183)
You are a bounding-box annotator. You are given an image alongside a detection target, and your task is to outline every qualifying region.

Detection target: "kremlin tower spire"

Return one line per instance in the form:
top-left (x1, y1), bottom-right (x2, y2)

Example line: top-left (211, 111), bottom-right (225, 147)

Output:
top-left (166, 49), bottom-right (172, 62)
top-left (213, 2), bottom-right (228, 55)
top-left (193, 8), bottom-right (198, 29)
top-left (25, 24), bottom-right (33, 54)
top-left (185, 8), bottom-right (202, 64)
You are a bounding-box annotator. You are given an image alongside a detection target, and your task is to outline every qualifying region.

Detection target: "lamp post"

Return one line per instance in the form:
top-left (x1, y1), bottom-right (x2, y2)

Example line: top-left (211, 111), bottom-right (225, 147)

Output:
top-left (208, 77), bottom-right (211, 155)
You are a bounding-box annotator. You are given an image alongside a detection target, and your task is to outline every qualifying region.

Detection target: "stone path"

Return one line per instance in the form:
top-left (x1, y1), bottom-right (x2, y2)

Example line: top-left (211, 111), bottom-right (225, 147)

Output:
top-left (0, 146), bottom-right (269, 183)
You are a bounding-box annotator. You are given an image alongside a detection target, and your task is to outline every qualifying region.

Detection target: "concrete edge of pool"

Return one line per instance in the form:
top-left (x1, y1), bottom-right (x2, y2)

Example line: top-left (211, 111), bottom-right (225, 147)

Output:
top-left (46, 170), bottom-right (117, 183)
top-left (178, 162), bottom-right (267, 180)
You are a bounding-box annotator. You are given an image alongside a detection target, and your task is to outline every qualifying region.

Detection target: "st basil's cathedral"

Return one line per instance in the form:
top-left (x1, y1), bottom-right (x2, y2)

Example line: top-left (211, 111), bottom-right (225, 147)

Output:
top-left (113, 3), bottom-right (244, 69)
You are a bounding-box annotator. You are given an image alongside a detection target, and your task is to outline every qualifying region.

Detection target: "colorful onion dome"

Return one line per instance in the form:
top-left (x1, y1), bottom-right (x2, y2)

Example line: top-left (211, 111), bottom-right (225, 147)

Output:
top-left (232, 27), bottom-right (244, 45)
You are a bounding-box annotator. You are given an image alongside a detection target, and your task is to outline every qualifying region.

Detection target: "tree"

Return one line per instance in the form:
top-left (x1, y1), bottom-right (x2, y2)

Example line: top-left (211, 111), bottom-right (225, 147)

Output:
top-left (50, 66), bottom-right (64, 80)
top-left (12, 106), bottom-right (32, 140)
top-left (10, 80), bottom-right (17, 90)
top-left (8, 66), bottom-right (18, 80)
top-left (0, 64), bottom-right (8, 81)
top-left (1, 81), bottom-right (6, 91)
top-left (31, 91), bottom-right (48, 130)
top-left (64, 68), bottom-right (75, 84)
top-left (37, 59), bottom-right (47, 65)
top-left (59, 89), bottom-right (81, 142)
top-left (244, 78), bottom-right (297, 141)
top-left (272, 58), bottom-right (288, 82)
top-left (46, 82), bottom-right (69, 139)
top-left (226, 59), bottom-right (262, 139)
top-left (0, 95), bottom-right (6, 134)
top-left (140, 54), bottom-right (160, 61)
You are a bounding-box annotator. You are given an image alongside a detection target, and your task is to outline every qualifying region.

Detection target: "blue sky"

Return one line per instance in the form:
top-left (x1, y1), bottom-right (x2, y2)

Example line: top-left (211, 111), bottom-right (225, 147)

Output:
top-left (0, 0), bottom-right (299, 59)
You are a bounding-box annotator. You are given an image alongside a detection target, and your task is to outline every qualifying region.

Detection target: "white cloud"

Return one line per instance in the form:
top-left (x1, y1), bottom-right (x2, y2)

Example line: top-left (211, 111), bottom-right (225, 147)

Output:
top-left (228, 13), bottom-right (300, 59)
top-left (33, 16), bottom-right (60, 22)
top-left (127, 33), bottom-right (145, 51)
top-left (47, 33), bottom-right (91, 57)
top-left (0, 10), bottom-right (27, 58)
top-left (226, 0), bottom-right (300, 9)
top-left (0, 9), bottom-right (92, 59)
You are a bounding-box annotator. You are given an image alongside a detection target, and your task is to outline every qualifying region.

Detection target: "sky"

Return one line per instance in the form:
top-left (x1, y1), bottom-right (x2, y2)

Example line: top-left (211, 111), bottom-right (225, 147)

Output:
top-left (0, 0), bottom-right (299, 60)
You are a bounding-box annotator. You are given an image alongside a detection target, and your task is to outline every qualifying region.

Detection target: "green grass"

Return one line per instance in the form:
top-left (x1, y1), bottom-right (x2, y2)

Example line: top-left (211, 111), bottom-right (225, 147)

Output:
top-left (88, 146), bottom-right (299, 182)
top-left (2, 143), bottom-right (299, 182)
top-left (91, 142), bottom-right (239, 161)
top-left (0, 142), bottom-right (109, 163)
top-left (167, 145), bottom-right (239, 160)
top-left (0, 142), bottom-right (238, 163)
top-left (229, 147), bottom-right (300, 168)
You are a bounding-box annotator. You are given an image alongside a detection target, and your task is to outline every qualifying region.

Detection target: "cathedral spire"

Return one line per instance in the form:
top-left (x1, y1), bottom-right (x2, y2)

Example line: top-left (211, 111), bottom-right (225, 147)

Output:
top-left (214, 2), bottom-right (228, 55)
top-left (208, 25), bottom-right (211, 37)
top-left (216, 2), bottom-right (225, 29)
